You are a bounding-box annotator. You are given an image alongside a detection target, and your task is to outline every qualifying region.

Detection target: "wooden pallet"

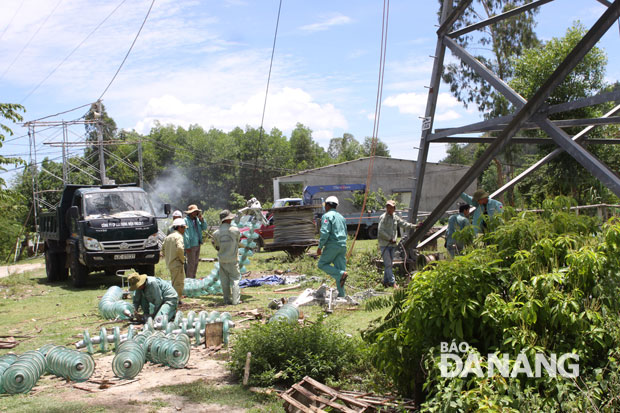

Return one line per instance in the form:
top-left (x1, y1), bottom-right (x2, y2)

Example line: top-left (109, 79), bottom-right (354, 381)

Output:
top-left (279, 376), bottom-right (415, 413)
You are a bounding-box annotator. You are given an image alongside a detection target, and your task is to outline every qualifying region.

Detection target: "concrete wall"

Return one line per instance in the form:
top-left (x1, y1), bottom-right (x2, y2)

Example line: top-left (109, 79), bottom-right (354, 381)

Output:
top-left (273, 157), bottom-right (477, 216)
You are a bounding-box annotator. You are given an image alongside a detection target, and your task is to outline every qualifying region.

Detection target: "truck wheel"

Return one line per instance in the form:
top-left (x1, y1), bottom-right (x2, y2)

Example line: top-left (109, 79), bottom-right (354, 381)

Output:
top-left (70, 252), bottom-right (88, 288)
top-left (57, 253), bottom-right (68, 281)
top-left (367, 224), bottom-right (379, 239)
top-left (45, 250), bottom-right (59, 282)
top-left (135, 265), bottom-right (155, 277)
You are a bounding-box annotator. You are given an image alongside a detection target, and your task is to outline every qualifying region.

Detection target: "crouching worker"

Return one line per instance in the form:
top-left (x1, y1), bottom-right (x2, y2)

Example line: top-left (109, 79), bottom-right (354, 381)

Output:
top-left (128, 273), bottom-right (178, 321)
top-left (163, 218), bottom-right (187, 303)
top-left (213, 209), bottom-right (242, 305)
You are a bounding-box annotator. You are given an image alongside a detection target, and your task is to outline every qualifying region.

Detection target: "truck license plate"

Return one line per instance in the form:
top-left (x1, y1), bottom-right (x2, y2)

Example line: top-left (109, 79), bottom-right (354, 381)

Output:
top-left (114, 254), bottom-right (136, 260)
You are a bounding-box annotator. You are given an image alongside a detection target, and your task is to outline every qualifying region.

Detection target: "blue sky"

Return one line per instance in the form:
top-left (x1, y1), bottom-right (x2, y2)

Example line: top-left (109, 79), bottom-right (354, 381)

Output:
top-left (0, 0), bottom-right (618, 181)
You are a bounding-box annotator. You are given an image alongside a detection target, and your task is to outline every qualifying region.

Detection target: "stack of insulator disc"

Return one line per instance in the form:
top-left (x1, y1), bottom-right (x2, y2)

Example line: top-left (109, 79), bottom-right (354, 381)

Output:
top-left (112, 340), bottom-right (146, 379)
top-left (45, 346), bottom-right (95, 382)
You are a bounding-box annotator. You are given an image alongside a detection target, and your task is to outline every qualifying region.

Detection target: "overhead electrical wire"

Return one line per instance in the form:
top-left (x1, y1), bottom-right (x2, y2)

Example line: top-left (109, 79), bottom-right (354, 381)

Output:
top-left (20, 0), bottom-right (128, 104)
top-left (0, 0), bottom-right (25, 43)
top-left (98, 0), bottom-right (155, 101)
top-left (0, 0), bottom-right (64, 82)
top-left (347, 0), bottom-right (390, 260)
top-left (253, 0), bottom-right (283, 172)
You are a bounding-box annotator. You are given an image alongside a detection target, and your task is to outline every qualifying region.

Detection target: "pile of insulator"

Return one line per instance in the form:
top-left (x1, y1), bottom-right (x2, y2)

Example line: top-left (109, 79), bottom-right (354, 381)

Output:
top-left (99, 286), bottom-right (134, 320)
top-left (43, 345), bottom-right (95, 382)
top-left (0, 344), bottom-right (95, 394)
top-left (111, 330), bottom-right (190, 379)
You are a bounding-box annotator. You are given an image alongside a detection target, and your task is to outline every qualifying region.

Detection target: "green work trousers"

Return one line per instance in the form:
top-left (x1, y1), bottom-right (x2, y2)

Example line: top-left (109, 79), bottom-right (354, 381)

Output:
top-left (138, 296), bottom-right (178, 321)
top-left (220, 262), bottom-right (241, 305)
top-left (318, 244), bottom-right (347, 297)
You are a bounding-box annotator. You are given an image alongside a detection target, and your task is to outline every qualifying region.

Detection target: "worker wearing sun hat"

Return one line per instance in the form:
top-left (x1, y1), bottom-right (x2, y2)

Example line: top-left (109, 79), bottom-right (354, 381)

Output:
top-left (317, 196), bottom-right (348, 297)
top-left (128, 272), bottom-right (178, 321)
top-left (163, 218), bottom-right (187, 301)
top-left (183, 204), bottom-right (208, 279)
top-left (460, 189), bottom-right (503, 234)
top-left (213, 209), bottom-right (242, 305)
top-left (377, 199), bottom-right (416, 288)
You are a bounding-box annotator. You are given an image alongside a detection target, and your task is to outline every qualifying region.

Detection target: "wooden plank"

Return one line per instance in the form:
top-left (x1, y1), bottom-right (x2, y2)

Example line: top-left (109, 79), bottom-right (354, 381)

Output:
top-left (301, 377), bottom-right (371, 408)
top-left (204, 322), bottom-right (223, 347)
top-left (243, 352), bottom-right (251, 386)
top-left (281, 392), bottom-right (325, 413)
top-left (292, 383), bottom-right (358, 413)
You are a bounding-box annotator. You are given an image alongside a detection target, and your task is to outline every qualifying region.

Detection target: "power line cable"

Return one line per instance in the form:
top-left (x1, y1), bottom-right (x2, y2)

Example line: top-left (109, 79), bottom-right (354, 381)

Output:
top-left (253, 0), bottom-right (283, 172)
top-left (0, 0), bottom-right (64, 82)
top-left (348, 0), bottom-right (390, 259)
top-left (98, 0), bottom-right (155, 101)
top-left (0, 0), bottom-right (25, 42)
top-left (20, 0), bottom-right (128, 104)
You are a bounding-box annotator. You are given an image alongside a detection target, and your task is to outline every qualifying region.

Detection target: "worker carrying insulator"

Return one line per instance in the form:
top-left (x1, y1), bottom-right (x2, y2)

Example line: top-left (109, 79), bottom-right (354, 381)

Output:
top-left (460, 189), bottom-right (503, 235)
top-left (128, 273), bottom-right (178, 321)
top-left (377, 199), bottom-right (416, 289)
top-left (213, 209), bottom-right (242, 305)
top-left (163, 218), bottom-right (187, 302)
top-left (316, 196), bottom-right (348, 297)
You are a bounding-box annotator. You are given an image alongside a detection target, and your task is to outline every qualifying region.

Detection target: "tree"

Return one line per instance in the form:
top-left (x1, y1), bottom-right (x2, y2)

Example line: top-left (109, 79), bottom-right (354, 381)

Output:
top-left (440, 143), bottom-right (475, 165)
top-left (440, 1), bottom-right (541, 204)
top-left (441, 0), bottom-right (540, 116)
top-left (509, 24), bottom-right (616, 205)
top-left (0, 103), bottom-right (26, 260)
top-left (362, 137), bottom-right (390, 157)
top-left (0, 103), bottom-right (25, 189)
top-left (289, 123), bottom-right (330, 170)
top-left (328, 133), bottom-right (363, 162)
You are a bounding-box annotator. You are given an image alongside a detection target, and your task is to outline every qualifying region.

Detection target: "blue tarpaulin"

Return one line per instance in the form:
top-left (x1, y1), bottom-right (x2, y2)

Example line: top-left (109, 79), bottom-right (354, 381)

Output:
top-left (239, 275), bottom-right (285, 288)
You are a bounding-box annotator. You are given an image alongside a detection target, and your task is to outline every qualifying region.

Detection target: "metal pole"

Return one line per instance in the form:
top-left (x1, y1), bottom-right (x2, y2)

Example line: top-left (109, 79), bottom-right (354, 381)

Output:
top-left (96, 100), bottom-right (107, 184)
top-left (62, 121), bottom-right (68, 183)
top-left (408, 0), bottom-right (453, 224)
top-left (138, 138), bottom-right (144, 188)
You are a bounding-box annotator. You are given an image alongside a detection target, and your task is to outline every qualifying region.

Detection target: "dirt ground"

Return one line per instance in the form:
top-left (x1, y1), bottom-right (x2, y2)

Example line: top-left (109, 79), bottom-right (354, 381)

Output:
top-left (35, 346), bottom-right (248, 412)
top-left (0, 262), bottom-right (44, 279)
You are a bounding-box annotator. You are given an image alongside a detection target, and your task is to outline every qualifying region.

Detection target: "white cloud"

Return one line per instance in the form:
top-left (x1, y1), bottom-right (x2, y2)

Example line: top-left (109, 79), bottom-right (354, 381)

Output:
top-left (299, 15), bottom-right (352, 32)
top-left (383, 92), bottom-right (462, 120)
top-left (134, 87), bottom-right (348, 138)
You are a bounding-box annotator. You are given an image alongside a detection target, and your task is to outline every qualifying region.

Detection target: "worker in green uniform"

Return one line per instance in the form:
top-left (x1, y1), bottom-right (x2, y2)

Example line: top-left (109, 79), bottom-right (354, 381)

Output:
top-left (316, 196), bottom-right (348, 297)
top-left (128, 273), bottom-right (178, 321)
top-left (212, 209), bottom-right (242, 305)
top-left (446, 203), bottom-right (471, 258)
top-left (460, 189), bottom-right (503, 235)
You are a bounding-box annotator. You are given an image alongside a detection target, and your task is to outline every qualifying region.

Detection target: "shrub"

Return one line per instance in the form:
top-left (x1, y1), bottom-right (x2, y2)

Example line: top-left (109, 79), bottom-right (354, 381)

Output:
top-left (229, 319), bottom-right (360, 387)
top-left (365, 197), bottom-right (620, 408)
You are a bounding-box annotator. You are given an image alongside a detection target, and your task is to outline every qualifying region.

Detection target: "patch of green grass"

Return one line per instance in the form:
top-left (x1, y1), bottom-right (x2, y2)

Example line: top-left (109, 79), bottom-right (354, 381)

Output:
top-left (0, 393), bottom-right (107, 413)
top-left (156, 381), bottom-right (284, 411)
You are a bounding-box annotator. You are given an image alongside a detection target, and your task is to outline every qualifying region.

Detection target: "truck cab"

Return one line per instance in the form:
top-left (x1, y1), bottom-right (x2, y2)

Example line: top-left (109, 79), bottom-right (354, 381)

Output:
top-left (40, 184), bottom-right (169, 287)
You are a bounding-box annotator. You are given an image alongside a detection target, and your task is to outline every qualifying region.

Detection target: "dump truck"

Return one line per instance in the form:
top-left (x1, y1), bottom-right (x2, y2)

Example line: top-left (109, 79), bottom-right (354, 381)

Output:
top-left (39, 184), bottom-right (170, 287)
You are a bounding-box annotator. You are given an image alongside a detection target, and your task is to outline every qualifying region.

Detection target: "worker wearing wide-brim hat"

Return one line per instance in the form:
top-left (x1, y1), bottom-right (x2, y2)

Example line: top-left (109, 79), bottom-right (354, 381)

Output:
top-left (212, 209), bottom-right (242, 305)
top-left (128, 272), bottom-right (178, 321)
top-left (163, 218), bottom-right (187, 302)
top-left (460, 189), bottom-right (503, 234)
top-left (377, 199), bottom-right (416, 288)
top-left (183, 204), bottom-right (208, 279)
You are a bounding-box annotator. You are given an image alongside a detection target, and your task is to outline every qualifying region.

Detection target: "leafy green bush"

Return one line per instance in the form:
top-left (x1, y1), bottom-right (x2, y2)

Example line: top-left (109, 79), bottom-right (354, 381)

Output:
top-left (229, 319), bottom-right (360, 387)
top-left (365, 197), bottom-right (620, 408)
